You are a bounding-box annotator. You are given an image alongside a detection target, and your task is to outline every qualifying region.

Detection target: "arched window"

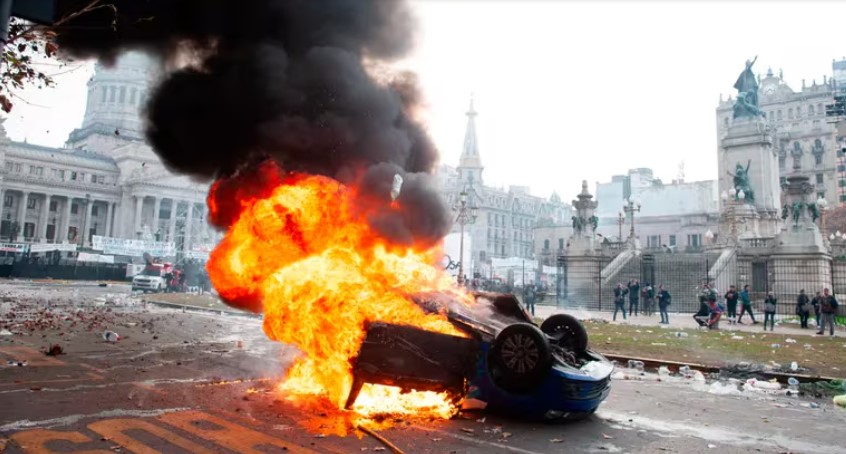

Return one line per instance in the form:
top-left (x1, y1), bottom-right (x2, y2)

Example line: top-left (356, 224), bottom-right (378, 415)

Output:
top-left (796, 106), bottom-right (802, 117)
top-left (788, 108), bottom-right (793, 119)
top-left (794, 142), bottom-right (802, 152)
top-left (818, 103), bottom-right (823, 114)
top-left (815, 139), bottom-right (823, 148)
top-left (777, 110), bottom-right (783, 120)
top-left (809, 104), bottom-right (815, 115)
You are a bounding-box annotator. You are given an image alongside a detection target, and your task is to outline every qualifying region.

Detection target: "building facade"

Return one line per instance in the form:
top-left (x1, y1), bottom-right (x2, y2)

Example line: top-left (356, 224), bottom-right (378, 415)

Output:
top-left (0, 52), bottom-right (216, 258)
top-left (437, 100), bottom-right (571, 278)
top-left (716, 66), bottom-right (838, 205)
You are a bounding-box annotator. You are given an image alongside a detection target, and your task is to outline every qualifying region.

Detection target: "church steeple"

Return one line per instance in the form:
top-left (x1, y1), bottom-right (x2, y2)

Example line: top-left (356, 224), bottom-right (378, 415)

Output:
top-left (458, 96), bottom-right (483, 185)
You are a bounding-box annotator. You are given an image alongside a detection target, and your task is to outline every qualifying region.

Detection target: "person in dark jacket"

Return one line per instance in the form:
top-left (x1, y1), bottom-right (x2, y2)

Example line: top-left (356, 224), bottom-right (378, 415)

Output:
top-left (763, 291), bottom-right (777, 331)
top-left (811, 291), bottom-right (822, 329)
top-left (796, 289), bottom-right (811, 329)
top-left (693, 296), bottom-right (711, 327)
top-left (657, 284), bottom-right (671, 324)
top-left (724, 285), bottom-right (739, 325)
top-left (613, 283), bottom-right (628, 321)
top-left (737, 284), bottom-right (757, 324)
top-left (817, 287), bottom-right (839, 336)
top-left (627, 279), bottom-right (640, 317)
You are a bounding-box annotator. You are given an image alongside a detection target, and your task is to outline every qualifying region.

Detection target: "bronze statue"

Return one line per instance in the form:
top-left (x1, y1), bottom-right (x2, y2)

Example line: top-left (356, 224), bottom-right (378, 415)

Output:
top-left (781, 204), bottom-right (789, 220)
top-left (572, 216), bottom-right (582, 234)
top-left (727, 160), bottom-right (755, 202)
top-left (732, 56), bottom-right (764, 119)
top-left (589, 215), bottom-right (599, 232)
top-left (792, 201), bottom-right (802, 224)
top-left (808, 203), bottom-right (820, 223)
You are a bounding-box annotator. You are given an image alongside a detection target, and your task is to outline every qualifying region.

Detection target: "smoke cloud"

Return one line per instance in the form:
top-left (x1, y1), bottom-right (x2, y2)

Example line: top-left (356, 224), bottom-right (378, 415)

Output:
top-left (55, 0), bottom-right (450, 245)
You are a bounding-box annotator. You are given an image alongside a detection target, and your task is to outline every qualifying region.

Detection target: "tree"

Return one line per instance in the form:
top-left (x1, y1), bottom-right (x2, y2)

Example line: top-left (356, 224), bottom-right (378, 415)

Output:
top-left (0, 1), bottom-right (113, 113)
top-left (826, 204), bottom-right (846, 236)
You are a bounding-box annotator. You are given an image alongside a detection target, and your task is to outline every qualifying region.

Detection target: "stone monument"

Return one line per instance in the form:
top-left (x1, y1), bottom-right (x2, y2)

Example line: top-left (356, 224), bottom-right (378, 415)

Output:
top-left (568, 180), bottom-right (600, 255)
top-left (719, 57), bottom-right (781, 238)
top-left (564, 181), bottom-right (605, 306)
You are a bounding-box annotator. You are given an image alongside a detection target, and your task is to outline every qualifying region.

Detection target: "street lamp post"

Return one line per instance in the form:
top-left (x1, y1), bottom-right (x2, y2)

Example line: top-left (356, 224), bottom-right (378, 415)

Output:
top-left (453, 190), bottom-right (478, 286)
top-left (622, 197), bottom-right (642, 241)
top-left (617, 210), bottom-right (625, 243)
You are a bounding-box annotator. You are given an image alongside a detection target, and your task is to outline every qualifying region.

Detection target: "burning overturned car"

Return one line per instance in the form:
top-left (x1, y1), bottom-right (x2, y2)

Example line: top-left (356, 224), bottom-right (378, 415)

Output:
top-left (346, 292), bottom-right (614, 421)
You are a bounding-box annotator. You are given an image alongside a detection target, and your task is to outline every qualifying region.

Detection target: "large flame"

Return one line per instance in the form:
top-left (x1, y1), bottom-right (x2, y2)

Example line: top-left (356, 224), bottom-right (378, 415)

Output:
top-left (207, 163), bottom-right (470, 421)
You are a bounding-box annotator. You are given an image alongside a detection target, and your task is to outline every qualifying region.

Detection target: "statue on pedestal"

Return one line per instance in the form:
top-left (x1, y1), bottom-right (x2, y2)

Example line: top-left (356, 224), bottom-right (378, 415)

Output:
top-left (732, 56), bottom-right (764, 119)
top-left (727, 160), bottom-right (755, 202)
top-left (589, 215), bottom-right (599, 232)
top-left (792, 201), bottom-right (802, 224)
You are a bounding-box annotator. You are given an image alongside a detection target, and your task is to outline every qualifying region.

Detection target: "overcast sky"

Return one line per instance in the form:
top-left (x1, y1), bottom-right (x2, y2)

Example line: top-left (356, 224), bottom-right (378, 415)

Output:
top-left (5, 1), bottom-right (846, 201)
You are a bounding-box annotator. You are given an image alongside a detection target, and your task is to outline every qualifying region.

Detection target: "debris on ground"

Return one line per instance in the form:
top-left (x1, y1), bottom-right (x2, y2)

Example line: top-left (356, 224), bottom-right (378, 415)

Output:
top-left (834, 394), bottom-right (846, 408)
top-left (44, 344), bottom-right (64, 356)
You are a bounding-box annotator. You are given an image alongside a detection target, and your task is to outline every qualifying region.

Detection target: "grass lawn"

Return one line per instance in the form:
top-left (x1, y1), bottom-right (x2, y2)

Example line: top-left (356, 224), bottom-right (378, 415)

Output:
top-left (582, 321), bottom-right (846, 378)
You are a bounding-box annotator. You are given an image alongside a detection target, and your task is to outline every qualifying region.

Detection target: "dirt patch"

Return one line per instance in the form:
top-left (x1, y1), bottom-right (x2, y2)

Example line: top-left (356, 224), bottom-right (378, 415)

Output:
top-left (584, 321), bottom-right (846, 377)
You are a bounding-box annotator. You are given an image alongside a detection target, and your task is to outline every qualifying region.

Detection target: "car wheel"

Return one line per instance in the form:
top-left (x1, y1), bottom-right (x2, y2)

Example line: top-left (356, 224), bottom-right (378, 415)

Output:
top-left (540, 314), bottom-right (588, 353)
top-left (489, 323), bottom-right (552, 393)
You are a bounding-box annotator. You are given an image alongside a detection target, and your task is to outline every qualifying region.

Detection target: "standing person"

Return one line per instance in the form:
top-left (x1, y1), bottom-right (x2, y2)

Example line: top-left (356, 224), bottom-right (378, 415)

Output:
top-left (657, 284), bottom-right (671, 324)
top-left (796, 289), bottom-right (811, 329)
top-left (524, 284), bottom-right (536, 316)
top-left (763, 291), bottom-right (777, 331)
top-left (628, 279), bottom-right (640, 317)
top-left (643, 283), bottom-right (655, 316)
top-left (724, 285), bottom-right (739, 325)
top-left (812, 290), bottom-right (822, 329)
top-left (817, 287), bottom-right (839, 336)
top-left (737, 284), bottom-right (758, 324)
top-left (613, 283), bottom-right (628, 321)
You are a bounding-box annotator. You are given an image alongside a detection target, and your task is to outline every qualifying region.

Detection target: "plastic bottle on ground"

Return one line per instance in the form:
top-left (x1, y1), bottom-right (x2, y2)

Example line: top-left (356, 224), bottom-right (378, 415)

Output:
top-left (833, 394), bottom-right (846, 408)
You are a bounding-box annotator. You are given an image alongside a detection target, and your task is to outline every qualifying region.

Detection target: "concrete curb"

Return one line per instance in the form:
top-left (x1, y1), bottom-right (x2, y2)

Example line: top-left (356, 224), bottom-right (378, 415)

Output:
top-left (142, 298), bottom-right (261, 320)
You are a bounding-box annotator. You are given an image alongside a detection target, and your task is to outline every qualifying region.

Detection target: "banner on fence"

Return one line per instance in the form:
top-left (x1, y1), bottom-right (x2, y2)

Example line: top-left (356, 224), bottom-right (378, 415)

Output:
top-left (91, 236), bottom-right (176, 257)
top-left (0, 243), bottom-right (26, 253)
top-left (29, 243), bottom-right (78, 253)
top-left (77, 252), bottom-right (115, 263)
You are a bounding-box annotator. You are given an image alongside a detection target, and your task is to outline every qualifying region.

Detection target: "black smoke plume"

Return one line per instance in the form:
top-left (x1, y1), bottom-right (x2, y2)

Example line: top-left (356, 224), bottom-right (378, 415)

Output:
top-left (55, 0), bottom-right (450, 245)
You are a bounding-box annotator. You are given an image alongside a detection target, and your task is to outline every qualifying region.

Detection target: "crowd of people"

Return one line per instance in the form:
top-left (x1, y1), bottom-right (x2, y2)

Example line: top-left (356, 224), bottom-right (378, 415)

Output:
top-left (612, 279), bottom-right (840, 336)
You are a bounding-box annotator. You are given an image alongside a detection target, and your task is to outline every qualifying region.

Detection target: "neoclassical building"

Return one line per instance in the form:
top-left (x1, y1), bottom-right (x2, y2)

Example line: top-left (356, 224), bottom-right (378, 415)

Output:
top-left (0, 52), bottom-right (216, 258)
top-left (437, 100), bottom-right (571, 277)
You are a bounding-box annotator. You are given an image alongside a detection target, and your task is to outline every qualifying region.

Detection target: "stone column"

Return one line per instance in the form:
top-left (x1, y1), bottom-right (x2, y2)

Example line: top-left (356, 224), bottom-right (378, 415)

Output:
top-left (82, 200), bottom-right (93, 247)
top-left (0, 188), bottom-right (5, 221)
top-left (61, 197), bottom-right (72, 242)
top-left (134, 195), bottom-right (143, 238)
top-left (39, 193), bottom-right (51, 241)
top-left (184, 201), bottom-right (194, 252)
top-left (18, 191), bottom-right (29, 241)
top-left (105, 202), bottom-right (114, 237)
top-left (168, 199), bottom-right (178, 242)
top-left (152, 197), bottom-right (161, 240)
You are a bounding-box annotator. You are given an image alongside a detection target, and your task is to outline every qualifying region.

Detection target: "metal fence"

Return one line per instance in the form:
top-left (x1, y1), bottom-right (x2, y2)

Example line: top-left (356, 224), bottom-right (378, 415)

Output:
top-left (0, 262), bottom-right (128, 281)
top-left (554, 251), bottom-right (844, 316)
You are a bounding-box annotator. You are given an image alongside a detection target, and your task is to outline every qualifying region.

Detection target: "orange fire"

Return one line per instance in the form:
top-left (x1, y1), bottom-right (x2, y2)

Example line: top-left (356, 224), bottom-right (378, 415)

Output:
top-left (207, 163), bottom-right (470, 421)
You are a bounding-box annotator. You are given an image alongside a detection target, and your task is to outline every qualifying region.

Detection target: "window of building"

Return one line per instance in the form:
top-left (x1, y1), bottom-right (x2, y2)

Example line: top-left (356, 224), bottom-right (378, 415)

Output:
top-left (119, 86), bottom-right (126, 103)
top-left (49, 200), bottom-right (57, 212)
top-left (815, 153), bottom-right (823, 166)
top-left (688, 234), bottom-right (702, 247)
top-left (780, 176), bottom-right (787, 186)
top-left (92, 205), bottom-right (99, 216)
top-left (97, 175), bottom-right (105, 184)
top-left (559, 238), bottom-right (564, 250)
top-left (23, 222), bottom-right (34, 239)
top-left (841, 194), bottom-right (846, 203)
top-left (71, 203), bottom-right (78, 215)
top-left (839, 164), bottom-right (846, 172)
top-left (70, 171), bottom-right (77, 181)
top-left (818, 103), bottom-right (823, 114)
top-left (669, 235), bottom-right (676, 247)
top-left (130, 87), bottom-right (137, 105)
top-left (815, 138), bottom-right (823, 149)
top-left (839, 180), bottom-right (845, 188)
top-left (796, 106), bottom-right (802, 117)
top-left (788, 108), bottom-right (793, 119)
top-left (779, 156), bottom-right (785, 170)
top-left (79, 172), bottom-right (85, 182)
top-left (816, 173), bottom-right (824, 184)
top-left (14, 163), bottom-right (21, 173)
top-left (100, 86), bottom-right (107, 102)
top-left (647, 235), bottom-right (661, 248)
top-left (777, 110), bottom-right (783, 120)
top-left (543, 239), bottom-right (549, 250)
top-left (3, 195), bottom-right (12, 207)
top-left (26, 197), bottom-right (36, 209)
top-left (109, 86), bottom-right (116, 102)
top-left (809, 104), bottom-right (815, 115)
top-left (90, 174), bottom-right (97, 183)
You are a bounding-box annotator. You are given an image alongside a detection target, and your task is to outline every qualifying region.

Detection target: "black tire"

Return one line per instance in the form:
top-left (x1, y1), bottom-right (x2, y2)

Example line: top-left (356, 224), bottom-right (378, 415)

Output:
top-left (489, 323), bottom-right (552, 393)
top-left (540, 314), bottom-right (588, 353)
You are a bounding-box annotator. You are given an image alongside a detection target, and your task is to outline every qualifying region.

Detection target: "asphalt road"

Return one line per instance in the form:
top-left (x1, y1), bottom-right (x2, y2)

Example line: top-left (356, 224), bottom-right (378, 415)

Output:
top-left (1, 281), bottom-right (845, 453)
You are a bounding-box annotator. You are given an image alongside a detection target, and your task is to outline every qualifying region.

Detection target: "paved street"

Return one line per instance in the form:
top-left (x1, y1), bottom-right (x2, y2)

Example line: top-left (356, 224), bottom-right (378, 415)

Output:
top-left (2, 281), bottom-right (845, 453)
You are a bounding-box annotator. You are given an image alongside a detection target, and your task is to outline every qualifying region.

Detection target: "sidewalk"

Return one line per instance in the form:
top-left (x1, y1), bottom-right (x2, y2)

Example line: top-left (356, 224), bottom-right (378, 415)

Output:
top-left (533, 304), bottom-right (842, 338)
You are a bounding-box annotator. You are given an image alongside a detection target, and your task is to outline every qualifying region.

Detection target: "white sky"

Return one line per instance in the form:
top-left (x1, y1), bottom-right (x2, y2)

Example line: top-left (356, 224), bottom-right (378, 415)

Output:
top-left (6, 1), bottom-right (846, 201)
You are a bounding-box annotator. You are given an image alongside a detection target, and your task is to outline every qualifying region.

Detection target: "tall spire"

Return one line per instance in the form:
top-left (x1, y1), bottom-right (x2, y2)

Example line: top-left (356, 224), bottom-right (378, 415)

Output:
top-left (458, 95), bottom-right (483, 185)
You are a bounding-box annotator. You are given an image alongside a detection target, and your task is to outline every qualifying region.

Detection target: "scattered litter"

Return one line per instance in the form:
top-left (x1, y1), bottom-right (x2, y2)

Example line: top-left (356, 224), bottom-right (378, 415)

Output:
top-left (431, 438), bottom-right (442, 442)
top-left (476, 417), bottom-right (485, 423)
top-left (708, 381), bottom-right (741, 396)
top-left (6, 360), bottom-right (26, 367)
top-left (691, 370), bottom-right (706, 382)
top-left (770, 344), bottom-right (781, 349)
top-left (658, 366), bottom-right (670, 376)
top-left (834, 394), bottom-right (846, 408)
top-left (460, 428), bottom-right (475, 434)
top-left (601, 433), bottom-right (614, 439)
top-left (788, 377), bottom-right (799, 392)
top-left (314, 434), bottom-right (326, 438)
top-left (679, 365), bottom-right (691, 375)
top-left (0, 329), bottom-right (12, 336)
top-left (103, 330), bottom-right (120, 342)
top-left (611, 371), bottom-right (627, 380)
top-left (550, 438), bottom-right (563, 443)
top-left (501, 432), bottom-right (512, 439)
top-left (790, 361), bottom-right (798, 371)
top-left (650, 342), bottom-right (667, 346)
top-left (707, 444), bottom-right (717, 449)
top-left (785, 338), bottom-right (797, 344)
top-left (674, 332), bottom-right (688, 338)
top-left (372, 448), bottom-right (386, 452)
top-left (731, 335), bottom-right (744, 340)
top-left (627, 360), bottom-right (645, 372)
